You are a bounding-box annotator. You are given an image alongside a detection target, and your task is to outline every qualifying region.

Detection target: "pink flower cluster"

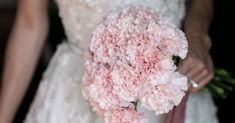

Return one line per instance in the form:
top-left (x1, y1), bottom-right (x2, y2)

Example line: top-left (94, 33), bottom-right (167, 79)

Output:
top-left (83, 6), bottom-right (188, 123)
top-left (104, 107), bottom-right (146, 123)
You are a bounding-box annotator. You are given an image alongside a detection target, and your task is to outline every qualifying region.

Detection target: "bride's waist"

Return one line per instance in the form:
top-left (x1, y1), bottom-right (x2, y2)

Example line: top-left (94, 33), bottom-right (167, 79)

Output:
top-left (57, 40), bottom-right (88, 57)
top-left (67, 36), bottom-right (90, 51)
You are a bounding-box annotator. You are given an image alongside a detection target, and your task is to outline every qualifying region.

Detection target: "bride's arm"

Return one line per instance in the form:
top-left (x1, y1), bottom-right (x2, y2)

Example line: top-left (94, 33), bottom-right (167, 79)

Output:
top-left (0, 0), bottom-right (48, 123)
top-left (184, 0), bottom-right (213, 48)
top-left (177, 0), bottom-right (214, 92)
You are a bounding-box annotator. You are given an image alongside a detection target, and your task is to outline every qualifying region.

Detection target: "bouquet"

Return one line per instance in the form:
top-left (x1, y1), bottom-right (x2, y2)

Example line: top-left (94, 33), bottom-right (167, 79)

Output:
top-left (82, 5), bottom-right (235, 123)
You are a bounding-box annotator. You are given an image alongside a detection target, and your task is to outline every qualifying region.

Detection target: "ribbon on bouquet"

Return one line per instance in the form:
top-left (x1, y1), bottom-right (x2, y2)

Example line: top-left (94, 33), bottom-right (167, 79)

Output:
top-left (164, 93), bottom-right (189, 123)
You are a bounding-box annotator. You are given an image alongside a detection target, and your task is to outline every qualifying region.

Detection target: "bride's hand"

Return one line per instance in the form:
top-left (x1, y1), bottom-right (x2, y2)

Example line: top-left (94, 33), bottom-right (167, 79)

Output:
top-left (177, 34), bottom-right (214, 92)
top-left (178, 0), bottom-right (214, 92)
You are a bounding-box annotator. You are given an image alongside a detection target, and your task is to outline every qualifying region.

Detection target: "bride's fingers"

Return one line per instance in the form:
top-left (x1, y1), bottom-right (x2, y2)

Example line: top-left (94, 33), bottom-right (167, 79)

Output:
top-left (184, 64), bottom-right (204, 81)
top-left (177, 59), bottom-right (200, 92)
top-left (190, 72), bottom-right (213, 92)
top-left (188, 71), bottom-right (206, 92)
top-left (177, 59), bottom-right (191, 75)
top-left (190, 68), bottom-right (208, 83)
top-left (186, 68), bottom-right (203, 92)
top-left (190, 58), bottom-right (214, 92)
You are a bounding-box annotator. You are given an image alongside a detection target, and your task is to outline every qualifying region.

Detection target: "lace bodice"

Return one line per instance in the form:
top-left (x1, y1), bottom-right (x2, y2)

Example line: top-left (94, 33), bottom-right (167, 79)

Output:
top-left (56, 0), bottom-right (186, 51)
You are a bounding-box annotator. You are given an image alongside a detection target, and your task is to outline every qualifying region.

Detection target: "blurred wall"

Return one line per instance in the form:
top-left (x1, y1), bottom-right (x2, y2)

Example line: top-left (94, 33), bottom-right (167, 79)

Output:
top-left (210, 0), bottom-right (235, 123)
top-left (0, 0), bottom-right (16, 7)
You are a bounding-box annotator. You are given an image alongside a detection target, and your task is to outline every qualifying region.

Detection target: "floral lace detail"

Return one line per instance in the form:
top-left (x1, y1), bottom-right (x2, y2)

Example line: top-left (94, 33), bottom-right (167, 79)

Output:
top-left (55, 0), bottom-right (186, 52)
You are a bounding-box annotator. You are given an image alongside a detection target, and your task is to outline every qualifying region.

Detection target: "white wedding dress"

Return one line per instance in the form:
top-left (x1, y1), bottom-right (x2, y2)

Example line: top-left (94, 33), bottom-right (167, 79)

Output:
top-left (24, 0), bottom-right (218, 123)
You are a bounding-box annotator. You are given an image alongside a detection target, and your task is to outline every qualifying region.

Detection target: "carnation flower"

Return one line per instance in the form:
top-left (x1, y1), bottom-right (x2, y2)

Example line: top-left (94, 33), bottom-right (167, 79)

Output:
top-left (139, 72), bottom-right (188, 114)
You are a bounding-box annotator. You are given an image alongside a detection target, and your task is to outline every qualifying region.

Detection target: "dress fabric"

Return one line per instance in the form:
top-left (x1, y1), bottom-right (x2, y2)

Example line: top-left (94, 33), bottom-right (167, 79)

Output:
top-left (24, 0), bottom-right (218, 123)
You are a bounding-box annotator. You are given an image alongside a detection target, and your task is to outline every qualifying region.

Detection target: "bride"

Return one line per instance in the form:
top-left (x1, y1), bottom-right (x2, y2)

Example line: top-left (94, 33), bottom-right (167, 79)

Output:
top-left (0, 0), bottom-right (218, 123)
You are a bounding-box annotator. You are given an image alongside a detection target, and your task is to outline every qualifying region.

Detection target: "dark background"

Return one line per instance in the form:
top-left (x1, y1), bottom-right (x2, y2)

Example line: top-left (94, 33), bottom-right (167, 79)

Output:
top-left (0, 0), bottom-right (235, 123)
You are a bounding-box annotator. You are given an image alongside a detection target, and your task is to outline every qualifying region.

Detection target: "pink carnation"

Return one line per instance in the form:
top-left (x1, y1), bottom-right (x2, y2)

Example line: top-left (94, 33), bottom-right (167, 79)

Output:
top-left (83, 60), bottom-right (130, 112)
top-left (139, 72), bottom-right (188, 114)
top-left (83, 5), bottom-right (188, 122)
top-left (104, 107), bottom-right (146, 123)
